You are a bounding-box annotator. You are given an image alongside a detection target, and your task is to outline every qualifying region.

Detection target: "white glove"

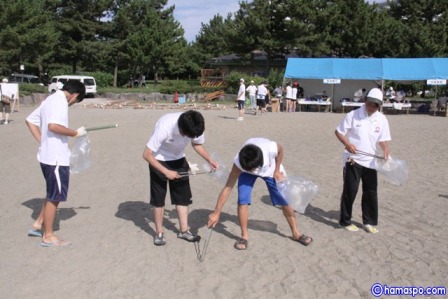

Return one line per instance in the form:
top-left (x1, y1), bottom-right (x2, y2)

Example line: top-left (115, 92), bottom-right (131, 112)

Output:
top-left (75, 126), bottom-right (87, 137)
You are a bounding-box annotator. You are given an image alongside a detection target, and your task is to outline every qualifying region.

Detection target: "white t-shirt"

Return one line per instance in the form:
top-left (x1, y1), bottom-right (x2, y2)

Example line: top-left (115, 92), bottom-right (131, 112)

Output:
top-left (234, 138), bottom-right (284, 178)
top-left (237, 83), bottom-right (246, 101)
top-left (246, 85), bottom-right (257, 96)
top-left (146, 112), bottom-right (205, 161)
top-left (292, 87), bottom-right (298, 100)
top-left (26, 90), bottom-right (71, 166)
top-left (285, 86), bottom-right (293, 99)
top-left (256, 85), bottom-right (267, 99)
top-left (336, 105), bottom-right (391, 169)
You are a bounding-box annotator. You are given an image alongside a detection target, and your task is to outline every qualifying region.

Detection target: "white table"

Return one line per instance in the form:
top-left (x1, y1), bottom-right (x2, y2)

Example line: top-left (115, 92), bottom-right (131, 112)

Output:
top-left (341, 102), bottom-right (412, 113)
top-left (341, 102), bottom-right (363, 113)
top-left (297, 99), bottom-right (332, 112)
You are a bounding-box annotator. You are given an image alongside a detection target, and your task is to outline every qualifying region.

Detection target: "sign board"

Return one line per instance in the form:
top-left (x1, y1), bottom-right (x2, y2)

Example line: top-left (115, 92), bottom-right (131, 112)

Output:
top-left (427, 79), bottom-right (446, 85)
top-left (20, 65), bottom-right (25, 71)
top-left (323, 79), bottom-right (341, 84)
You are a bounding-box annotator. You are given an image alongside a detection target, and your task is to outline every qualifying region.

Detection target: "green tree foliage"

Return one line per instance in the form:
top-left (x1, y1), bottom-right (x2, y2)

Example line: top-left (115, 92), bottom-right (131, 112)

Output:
top-left (0, 0), bottom-right (58, 75)
top-left (388, 0), bottom-right (448, 57)
top-left (46, 0), bottom-right (113, 73)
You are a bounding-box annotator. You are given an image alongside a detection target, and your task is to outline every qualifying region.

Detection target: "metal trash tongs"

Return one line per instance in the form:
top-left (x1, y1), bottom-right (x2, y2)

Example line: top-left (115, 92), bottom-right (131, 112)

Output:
top-left (356, 150), bottom-right (385, 160)
top-left (197, 227), bottom-right (213, 262)
top-left (178, 170), bottom-right (212, 177)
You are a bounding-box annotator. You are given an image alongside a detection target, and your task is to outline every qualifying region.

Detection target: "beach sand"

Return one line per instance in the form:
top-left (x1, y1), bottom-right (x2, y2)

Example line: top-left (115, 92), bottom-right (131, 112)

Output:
top-left (0, 102), bottom-right (447, 298)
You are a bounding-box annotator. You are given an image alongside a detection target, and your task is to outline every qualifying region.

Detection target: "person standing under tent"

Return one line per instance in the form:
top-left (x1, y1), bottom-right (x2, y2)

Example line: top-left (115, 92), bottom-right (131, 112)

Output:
top-left (246, 80), bottom-right (257, 110)
top-left (207, 137), bottom-right (313, 250)
top-left (25, 80), bottom-right (87, 247)
top-left (143, 110), bottom-right (218, 246)
top-left (335, 88), bottom-right (391, 234)
top-left (236, 78), bottom-right (246, 121)
top-left (285, 82), bottom-right (293, 112)
top-left (290, 82), bottom-right (298, 112)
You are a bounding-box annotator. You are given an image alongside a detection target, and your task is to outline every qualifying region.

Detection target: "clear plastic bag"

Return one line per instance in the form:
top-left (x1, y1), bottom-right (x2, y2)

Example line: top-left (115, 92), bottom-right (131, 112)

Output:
top-left (376, 156), bottom-right (408, 186)
top-left (70, 135), bottom-right (91, 174)
top-left (202, 152), bottom-right (230, 185)
top-left (276, 176), bottom-right (319, 214)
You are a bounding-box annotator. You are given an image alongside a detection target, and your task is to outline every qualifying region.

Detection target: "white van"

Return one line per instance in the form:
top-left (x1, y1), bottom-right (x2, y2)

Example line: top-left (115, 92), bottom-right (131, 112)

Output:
top-left (48, 75), bottom-right (97, 96)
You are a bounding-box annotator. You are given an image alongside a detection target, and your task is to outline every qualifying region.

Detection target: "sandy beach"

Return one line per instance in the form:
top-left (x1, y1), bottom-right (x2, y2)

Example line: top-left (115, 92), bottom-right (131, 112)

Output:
top-left (0, 101), bottom-right (447, 298)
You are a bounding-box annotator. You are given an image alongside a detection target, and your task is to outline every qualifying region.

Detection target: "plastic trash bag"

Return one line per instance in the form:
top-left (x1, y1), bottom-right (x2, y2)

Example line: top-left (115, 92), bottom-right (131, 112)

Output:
top-left (202, 152), bottom-right (230, 185)
top-left (276, 176), bottom-right (319, 214)
top-left (376, 156), bottom-right (408, 186)
top-left (70, 135), bottom-right (91, 174)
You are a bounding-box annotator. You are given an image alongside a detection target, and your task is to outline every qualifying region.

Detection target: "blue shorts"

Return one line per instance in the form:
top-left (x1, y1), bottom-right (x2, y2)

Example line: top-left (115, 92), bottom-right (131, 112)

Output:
top-left (237, 172), bottom-right (288, 206)
top-left (40, 163), bottom-right (70, 202)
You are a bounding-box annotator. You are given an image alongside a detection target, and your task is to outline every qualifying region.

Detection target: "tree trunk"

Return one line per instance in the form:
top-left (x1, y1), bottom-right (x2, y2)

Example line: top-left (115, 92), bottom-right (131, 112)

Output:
top-left (113, 64), bottom-right (118, 88)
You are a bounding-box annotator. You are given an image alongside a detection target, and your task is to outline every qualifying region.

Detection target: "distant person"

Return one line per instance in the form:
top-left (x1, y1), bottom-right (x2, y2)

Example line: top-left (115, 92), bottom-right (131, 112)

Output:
top-left (255, 82), bottom-right (268, 115)
top-left (290, 82), bottom-right (298, 112)
top-left (25, 80), bottom-right (87, 247)
top-left (143, 110), bottom-right (218, 246)
top-left (386, 87), bottom-right (396, 103)
top-left (207, 137), bottom-right (313, 250)
top-left (246, 80), bottom-right (257, 110)
top-left (437, 93), bottom-right (447, 110)
top-left (237, 78), bottom-right (246, 121)
top-left (285, 82), bottom-right (293, 112)
top-left (395, 89), bottom-right (405, 103)
top-left (353, 88), bottom-right (366, 102)
top-left (321, 90), bottom-right (328, 100)
top-left (335, 88), bottom-right (391, 234)
top-left (0, 78), bottom-right (12, 125)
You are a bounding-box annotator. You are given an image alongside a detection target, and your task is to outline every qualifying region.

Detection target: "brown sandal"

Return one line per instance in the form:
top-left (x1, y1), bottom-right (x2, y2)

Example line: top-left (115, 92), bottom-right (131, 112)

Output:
top-left (234, 238), bottom-right (248, 250)
top-left (296, 234), bottom-right (313, 246)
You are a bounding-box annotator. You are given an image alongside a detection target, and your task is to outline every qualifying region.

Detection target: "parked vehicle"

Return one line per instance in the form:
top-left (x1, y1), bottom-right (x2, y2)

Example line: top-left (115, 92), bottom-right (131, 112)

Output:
top-left (48, 75), bottom-right (97, 97)
top-left (8, 73), bottom-right (44, 85)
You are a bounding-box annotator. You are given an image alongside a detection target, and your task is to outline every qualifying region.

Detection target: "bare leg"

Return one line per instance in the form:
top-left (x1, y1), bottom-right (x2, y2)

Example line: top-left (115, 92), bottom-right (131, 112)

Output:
top-left (176, 205), bottom-right (189, 232)
top-left (281, 205), bottom-right (301, 239)
top-left (237, 204), bottom-right (249, 240)
top-left (42, 200), bottom-right (60, 242)
top-left (153, 206), bottom-right (165, 235)
top-left (33, 199), bottom-right (45, 230)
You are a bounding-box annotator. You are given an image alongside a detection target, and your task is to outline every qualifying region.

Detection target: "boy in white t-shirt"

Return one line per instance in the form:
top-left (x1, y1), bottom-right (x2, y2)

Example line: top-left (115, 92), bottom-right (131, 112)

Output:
top-left (143, 110), bottom-right (218, 246)
top-left (25, 80), bottom-right (87, 247)
top-left (208, 137), bottom-right (313, 250)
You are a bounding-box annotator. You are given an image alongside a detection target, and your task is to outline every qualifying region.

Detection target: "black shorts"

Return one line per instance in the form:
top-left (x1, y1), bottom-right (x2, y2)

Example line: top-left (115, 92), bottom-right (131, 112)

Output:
top-left (256, 99), bottom-right (266, 108)
top-left (149, 157), bottom-right (192, 207)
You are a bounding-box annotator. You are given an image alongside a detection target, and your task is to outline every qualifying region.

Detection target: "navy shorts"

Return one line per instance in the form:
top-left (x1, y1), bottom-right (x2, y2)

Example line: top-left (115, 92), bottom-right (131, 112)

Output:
top-left (237, 100), bottom-right (245, 110)
top-left (149, 158), bottom-right (192, 207)
top-left (40, 163), bottom-right (70, 202)
top-left (237, 172), bottom-right (288, 206)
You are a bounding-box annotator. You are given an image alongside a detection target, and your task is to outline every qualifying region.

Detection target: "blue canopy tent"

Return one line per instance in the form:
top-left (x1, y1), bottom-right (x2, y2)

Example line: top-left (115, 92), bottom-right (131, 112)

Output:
top-left (284, 58), bottom-right (448, 110)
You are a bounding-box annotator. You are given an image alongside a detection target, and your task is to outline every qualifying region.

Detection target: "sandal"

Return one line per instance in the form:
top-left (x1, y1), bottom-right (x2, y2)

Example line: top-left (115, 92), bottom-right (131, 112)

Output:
top-left (295, 234), bottom-right (313, 246)
top-left (234, 238), bottom-right (248, 250)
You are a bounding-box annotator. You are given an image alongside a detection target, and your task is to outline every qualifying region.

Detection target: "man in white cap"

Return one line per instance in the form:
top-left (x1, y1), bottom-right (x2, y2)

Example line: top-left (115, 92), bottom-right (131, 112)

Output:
top-left (334, 88), bottom-right (391, 234)
top-left (237, 78), bottom-right (246, 121)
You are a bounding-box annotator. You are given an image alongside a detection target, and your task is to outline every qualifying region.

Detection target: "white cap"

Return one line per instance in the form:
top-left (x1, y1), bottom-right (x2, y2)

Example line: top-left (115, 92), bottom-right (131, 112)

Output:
top-left (2, 78), bottom-right (8, 83)
top-left (240, 78), bottom-right (244, 82)
top-left (250, 80), bottom-right (254, 84)
top-left (366, 88), bottom-right (383, 106)
top-left (389, 87), bottom-right (394, 90)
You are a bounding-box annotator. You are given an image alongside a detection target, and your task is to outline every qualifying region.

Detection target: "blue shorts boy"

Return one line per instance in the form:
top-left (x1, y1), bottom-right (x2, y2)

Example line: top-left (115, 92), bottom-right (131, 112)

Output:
top-left (40, 163), bottom-right (70, 202)
top-left (237, 172), bottom-right (288, 206)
